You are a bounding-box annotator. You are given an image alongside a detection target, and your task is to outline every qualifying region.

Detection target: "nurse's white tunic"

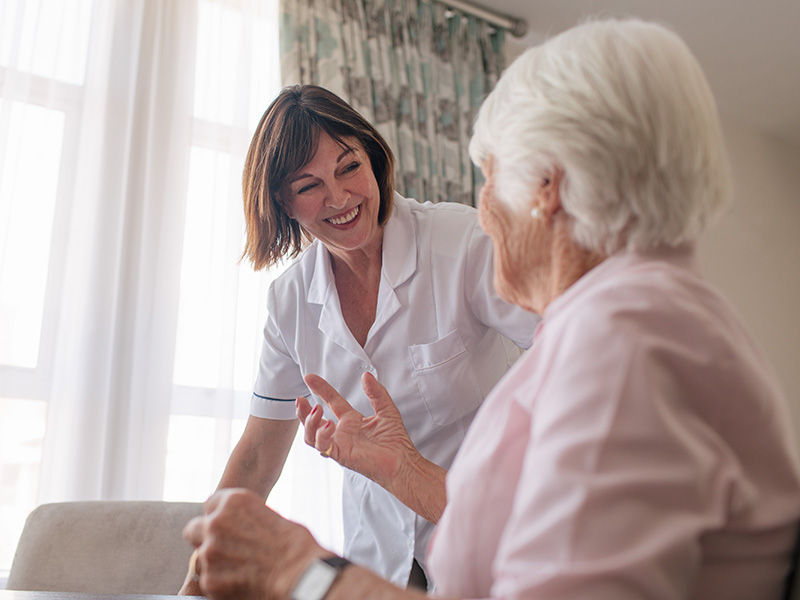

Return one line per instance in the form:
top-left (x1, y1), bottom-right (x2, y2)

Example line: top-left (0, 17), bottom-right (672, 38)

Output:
top-left (250, 193), bottom-right (540, 585)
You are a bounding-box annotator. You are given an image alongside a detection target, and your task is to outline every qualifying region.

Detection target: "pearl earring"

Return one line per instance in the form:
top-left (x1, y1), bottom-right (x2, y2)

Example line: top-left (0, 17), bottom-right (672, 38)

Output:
top-left (530, 206), bottom-right (543, 219)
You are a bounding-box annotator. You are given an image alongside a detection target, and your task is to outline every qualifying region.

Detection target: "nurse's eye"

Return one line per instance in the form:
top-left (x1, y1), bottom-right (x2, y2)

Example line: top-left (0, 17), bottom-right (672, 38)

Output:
top-left (296, 181), bottom-right (318, 194)
top-left (341, 161), bottom-right (360, 174)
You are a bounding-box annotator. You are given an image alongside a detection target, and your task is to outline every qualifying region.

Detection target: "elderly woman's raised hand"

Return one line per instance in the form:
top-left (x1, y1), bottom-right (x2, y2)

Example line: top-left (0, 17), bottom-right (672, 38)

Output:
top-left (297, 372), bottom-right (418, 489)
top-left (182, 488), bottom-right (329, 600)
top-left (297, 372), bottom-right (447, 523)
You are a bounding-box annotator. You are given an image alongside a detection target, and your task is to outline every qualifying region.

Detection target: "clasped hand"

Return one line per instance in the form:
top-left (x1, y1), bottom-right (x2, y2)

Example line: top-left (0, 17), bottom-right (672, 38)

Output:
top-left (183, 488), bottom-right (328, 599)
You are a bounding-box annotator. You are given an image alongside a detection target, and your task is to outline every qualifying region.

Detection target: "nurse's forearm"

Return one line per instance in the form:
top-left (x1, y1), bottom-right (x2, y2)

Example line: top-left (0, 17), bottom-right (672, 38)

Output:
top-left (217, 415), bottom-right (299, 497)
top-left (387, 453), bottom-right (447, 524)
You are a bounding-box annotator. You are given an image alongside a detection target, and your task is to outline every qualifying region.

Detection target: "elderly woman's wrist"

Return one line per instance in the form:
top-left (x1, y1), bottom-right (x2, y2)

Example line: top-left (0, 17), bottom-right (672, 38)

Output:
top-left (389, 450), bottom-right (446, 523)
top-left (273, 542), bottom-right (333, 599)
top-left (383, 443), bottom-right (423, 490)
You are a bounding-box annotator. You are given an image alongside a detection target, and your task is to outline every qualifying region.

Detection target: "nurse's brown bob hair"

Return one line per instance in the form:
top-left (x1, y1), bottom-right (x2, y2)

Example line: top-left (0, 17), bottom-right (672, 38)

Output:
top-left (242, 85), bottom-right (395, 270)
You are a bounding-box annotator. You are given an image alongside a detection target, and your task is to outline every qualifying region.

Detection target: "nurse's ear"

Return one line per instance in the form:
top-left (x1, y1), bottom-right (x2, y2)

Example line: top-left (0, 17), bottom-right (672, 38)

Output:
top-left (278, 188), bottom-right (296, 220)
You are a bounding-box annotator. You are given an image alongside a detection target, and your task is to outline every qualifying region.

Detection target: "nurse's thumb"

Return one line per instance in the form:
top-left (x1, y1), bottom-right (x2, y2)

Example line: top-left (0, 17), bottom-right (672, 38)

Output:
top-left (361, 372), bottom-right (399, 416)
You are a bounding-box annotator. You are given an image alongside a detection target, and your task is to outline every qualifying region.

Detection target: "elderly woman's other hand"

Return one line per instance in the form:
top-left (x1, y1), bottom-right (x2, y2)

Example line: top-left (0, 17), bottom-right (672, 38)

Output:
top-left (183, 488), bottom-right (328, 600)
top-left (297, 372), bottom-right (447, 523)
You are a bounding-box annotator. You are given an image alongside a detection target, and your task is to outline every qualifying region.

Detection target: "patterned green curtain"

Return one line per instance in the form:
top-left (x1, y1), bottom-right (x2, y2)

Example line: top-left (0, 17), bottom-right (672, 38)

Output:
top-left (279, 0), bottom-right (506, 206)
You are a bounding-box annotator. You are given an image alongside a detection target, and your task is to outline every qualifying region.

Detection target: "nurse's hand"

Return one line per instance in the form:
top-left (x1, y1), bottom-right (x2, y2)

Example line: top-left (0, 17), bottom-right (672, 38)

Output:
top-left (297, 373), bottom-right (447, 523)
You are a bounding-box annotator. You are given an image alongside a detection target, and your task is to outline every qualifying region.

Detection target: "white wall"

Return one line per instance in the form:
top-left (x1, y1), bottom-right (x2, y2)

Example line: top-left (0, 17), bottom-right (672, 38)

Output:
top-left (699, 120), bottom-right (800, 445)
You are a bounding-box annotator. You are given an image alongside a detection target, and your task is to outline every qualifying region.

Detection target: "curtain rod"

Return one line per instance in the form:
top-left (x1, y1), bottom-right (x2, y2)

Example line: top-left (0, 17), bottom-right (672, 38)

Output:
top-left (437, 0), bottom-right (527, 37)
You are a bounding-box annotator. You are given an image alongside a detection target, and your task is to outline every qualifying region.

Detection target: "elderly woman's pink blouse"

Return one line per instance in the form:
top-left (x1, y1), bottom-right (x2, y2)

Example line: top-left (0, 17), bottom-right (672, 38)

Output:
top-left (427, 247), bottom-right (800, 599)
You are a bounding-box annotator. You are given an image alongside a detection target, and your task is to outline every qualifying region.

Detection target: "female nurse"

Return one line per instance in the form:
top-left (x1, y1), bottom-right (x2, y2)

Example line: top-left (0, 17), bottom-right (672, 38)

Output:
top-left (179, 84), bottom-right (539, 594)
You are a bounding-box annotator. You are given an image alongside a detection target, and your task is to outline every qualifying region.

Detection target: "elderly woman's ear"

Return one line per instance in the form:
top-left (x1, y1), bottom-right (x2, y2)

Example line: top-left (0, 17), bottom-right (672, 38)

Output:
top-left (534, 169), bottom-right (563, 220)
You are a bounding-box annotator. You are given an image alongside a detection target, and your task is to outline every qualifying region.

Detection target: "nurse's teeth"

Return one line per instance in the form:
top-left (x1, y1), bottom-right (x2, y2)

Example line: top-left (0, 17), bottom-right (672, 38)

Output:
top-left (328, 206), bottom-right (359, 225)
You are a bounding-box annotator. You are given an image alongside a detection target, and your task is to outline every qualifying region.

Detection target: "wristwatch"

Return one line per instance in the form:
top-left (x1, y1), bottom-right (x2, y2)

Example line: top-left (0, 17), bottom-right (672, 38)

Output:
top-left (290, 555), bottom-right (352, 600)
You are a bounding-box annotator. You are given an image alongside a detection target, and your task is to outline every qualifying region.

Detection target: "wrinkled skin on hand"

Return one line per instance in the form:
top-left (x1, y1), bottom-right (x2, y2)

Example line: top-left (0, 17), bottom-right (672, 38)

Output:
top-left (183, 488), bottom-right (327, 600)
top-left (296, 371), bottom-right (420, 490)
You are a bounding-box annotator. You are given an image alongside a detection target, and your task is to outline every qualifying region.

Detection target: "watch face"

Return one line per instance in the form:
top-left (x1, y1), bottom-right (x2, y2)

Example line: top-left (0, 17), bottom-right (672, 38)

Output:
top-left (291, 560), bottom-right (339, 600)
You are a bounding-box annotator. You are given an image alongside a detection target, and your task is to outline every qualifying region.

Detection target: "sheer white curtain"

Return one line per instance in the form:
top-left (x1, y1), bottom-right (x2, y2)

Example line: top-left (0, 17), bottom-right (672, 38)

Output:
top-left (0, 0), bottom-right (342, 577)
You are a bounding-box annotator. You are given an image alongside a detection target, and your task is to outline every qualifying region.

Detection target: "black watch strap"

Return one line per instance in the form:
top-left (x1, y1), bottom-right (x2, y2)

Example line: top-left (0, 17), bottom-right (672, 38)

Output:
top-left (322, 555), bottom-right (352, 571)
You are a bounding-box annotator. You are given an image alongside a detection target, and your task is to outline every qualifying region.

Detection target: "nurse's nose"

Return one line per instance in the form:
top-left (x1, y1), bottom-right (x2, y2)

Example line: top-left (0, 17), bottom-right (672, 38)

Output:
top-left (326, 186), bottom-right (349, 209)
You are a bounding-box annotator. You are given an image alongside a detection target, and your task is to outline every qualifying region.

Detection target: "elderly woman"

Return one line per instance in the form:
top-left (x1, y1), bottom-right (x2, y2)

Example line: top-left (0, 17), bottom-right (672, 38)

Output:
top-left (178, 85), bottom-right (539, 595)
top-left (183, 19), bottom-right (800, 600)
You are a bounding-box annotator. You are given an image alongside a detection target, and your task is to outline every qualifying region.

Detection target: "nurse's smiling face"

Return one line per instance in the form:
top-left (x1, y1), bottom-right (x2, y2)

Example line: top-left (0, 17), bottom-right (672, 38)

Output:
top-left (285, 131), bottom-right (383, 260)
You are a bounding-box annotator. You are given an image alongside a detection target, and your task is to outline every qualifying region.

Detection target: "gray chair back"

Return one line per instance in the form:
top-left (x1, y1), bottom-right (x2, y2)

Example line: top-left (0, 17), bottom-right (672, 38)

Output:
top-left (7, 501), bottom-right (202, 594)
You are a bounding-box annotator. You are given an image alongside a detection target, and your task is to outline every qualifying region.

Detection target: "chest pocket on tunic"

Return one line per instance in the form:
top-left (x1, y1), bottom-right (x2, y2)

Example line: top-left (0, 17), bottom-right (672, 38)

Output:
top-left (409, 329), bottom-right (483, 427)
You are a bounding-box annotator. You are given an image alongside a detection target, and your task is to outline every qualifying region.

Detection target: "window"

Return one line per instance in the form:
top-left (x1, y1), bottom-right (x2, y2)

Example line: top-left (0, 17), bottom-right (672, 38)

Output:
top-left (0, 0), bottom-right (342, 579)
top-left (162, 0), bottom-right (344, 552)
top-left (0, 0), bottom-right (93, 574)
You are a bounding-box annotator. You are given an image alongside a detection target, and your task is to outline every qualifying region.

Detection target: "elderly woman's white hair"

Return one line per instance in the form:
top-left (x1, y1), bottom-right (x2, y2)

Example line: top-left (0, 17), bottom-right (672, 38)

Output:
top-left (470, 19), bottom-right (732, 255)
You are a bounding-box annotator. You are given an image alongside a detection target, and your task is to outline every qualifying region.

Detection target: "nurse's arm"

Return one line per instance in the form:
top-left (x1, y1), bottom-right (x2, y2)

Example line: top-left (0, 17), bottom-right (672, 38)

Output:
top-left (179, 414), bottom-right (298, 595)
top-left (217, 414), bottom-right (299, 496)
top-left (302, 372), bottom-right (447, 524)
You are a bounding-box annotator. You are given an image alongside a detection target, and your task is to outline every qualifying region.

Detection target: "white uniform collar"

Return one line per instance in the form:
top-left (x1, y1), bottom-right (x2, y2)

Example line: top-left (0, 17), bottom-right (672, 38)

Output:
top-left (381, 192), bottom-right (417, 289)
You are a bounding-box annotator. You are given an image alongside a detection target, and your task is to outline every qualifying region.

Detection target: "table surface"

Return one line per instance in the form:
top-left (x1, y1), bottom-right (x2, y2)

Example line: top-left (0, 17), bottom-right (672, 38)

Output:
top-left (0, 593), bottom-right (204, 599)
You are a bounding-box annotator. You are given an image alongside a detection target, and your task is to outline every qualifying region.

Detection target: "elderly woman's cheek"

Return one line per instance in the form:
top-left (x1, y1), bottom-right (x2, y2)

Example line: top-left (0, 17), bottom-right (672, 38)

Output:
top-left (477, 201), bottom-right (491, 235)
top-left (477, 189), bottom-right (500, 238)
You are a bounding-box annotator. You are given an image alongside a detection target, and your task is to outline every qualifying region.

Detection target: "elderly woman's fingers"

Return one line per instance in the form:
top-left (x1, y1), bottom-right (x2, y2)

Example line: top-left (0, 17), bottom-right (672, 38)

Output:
top-left (302, 404), bottom-right (324, 447)
top-left (296, 396), bottom-right (313, 424)
top-left (361, 372), bottom-right (401, 417)
top-left (304, 373), bottom-right (356, 418)
top-left (299, 397), bottom-right (335, 454)
top-left (315, 421), bottom-right (335, 459)
top-left (183, 515), bottom-right (205, 547)
top-left (184, 488), bottom-right (327, 600)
